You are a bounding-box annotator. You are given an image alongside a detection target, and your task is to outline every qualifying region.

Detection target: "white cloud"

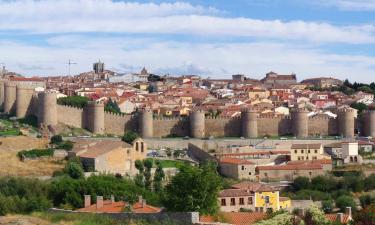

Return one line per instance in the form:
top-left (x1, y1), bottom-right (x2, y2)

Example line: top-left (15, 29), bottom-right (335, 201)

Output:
top-left (0, 0), bottom-right (374, 44)
top-left (316, 0), bottom-right (375, 11)
top-left (2, 35), bottom-right (375, 82)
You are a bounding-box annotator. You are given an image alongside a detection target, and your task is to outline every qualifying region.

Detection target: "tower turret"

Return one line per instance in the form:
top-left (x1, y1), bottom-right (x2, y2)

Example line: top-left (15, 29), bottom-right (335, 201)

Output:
top-left (337, 108), bottom-right (355, 138)
top-left (363, 110), bottom-right (375, 137)
top-left (291, 108), bottom-right (309, 138)
top-left (0, 80), bottom-right (5, 109)
top-left (241, 109), bottom-right (258, 138)
top-left (15, 85), bottom-right (35, 118)
top-left (3, 82), bottom-right (16, 115)
top-left (38, 92), bottom-right (57, 126)
top-left (139, 108), bottom-right (153, 138)
top-left (85, 101), bottom-right (105, 134)
top-left (190, 110), bottom-right (205, 138)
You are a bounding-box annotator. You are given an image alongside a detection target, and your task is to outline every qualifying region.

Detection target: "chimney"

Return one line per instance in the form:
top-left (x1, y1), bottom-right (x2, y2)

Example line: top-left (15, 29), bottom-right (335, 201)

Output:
top-left (84, 195), bottom-right (91, 208)
top-left (346, 207), bottom-right (352, 218)
top-left (142, 199), bottom-right (147, 208)
top-left (96, 196), bottom-right (104, 209)
top-left (111, 195), bottom-right (115, 203)
top-left (138, 196), bottom-right (143, 204)
top-left (336, 213), bottom-right (344, 223)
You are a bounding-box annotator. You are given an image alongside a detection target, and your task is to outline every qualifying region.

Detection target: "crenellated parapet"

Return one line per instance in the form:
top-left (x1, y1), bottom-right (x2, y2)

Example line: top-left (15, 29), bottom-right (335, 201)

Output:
top-left (337, 107), bottom-right (355, 138)
top-left (241, 108), bottom-right (258, 138)
top-left (190, 109), bottom-right (205, 138)
top-left (291, 108), bottom-right (309, 138)
top-left (85, 101), bottom-right (105, 134)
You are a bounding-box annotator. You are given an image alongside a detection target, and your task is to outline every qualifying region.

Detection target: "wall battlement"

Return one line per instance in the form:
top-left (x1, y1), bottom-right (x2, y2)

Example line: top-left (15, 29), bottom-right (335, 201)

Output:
top-left (1, 85), bottom-right (369, 138)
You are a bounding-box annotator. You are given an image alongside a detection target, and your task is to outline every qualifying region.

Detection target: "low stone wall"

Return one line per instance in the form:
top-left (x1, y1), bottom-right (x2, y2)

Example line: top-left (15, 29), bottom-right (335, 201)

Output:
top-left (48, 208), bottom-right (200, 225)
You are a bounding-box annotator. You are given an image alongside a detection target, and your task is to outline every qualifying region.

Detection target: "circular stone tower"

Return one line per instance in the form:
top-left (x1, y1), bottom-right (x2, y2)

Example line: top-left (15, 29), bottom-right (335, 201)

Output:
top-left (139, 108), bottom-right (153, 138)
top-left (0, 81), bottom-right (5, 109)
top-left (86, 101), bottom-right (105, 134)
top-left (189, 110), bottom-right (205, 138)
top-left (363, 110), bottom-right (375, 137)
top-left (291, 108), bottom-right (309, 138)
top-left (3, 82), bottom-right (17, 115)
top-left (15, 85), bottom-right (35, 118)
top-left (241, 109), bottom-right (258, 138)
top-left (337, 108), bottom-right (355, 138)
top-left (38, 92), bottom-right (57, 126)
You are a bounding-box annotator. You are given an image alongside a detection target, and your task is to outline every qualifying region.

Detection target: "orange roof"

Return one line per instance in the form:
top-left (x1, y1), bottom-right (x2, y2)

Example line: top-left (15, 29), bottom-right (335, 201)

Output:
top-left (287, 159), bottom-right (332, 165)
top-left (200, 212), bottom-right (266, 225)
top-left (257, 164), bottom-right (323, 171)
top-left (220, 157), bottom-right (254, 165)
top-left (9, 77), bottom-right (44, 82)
top-left (219, 150), bottom-right (290, 157)
top-left (326, 214), bottom-right (350, 224)
top-left (77, 200), bottom-right (161, 214)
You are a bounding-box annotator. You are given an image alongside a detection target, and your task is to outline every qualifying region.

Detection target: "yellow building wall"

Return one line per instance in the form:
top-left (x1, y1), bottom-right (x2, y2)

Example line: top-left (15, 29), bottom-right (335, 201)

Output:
top-left (279, 199), bottom-right (291, 210)
top-left (255, 191), bottom-right (279, 210)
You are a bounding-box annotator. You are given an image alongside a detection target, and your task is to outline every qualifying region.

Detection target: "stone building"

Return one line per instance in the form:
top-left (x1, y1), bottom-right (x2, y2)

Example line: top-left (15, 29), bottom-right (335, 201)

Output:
top-left (290, 144), bottom-right (331, 161)
top-left (219, 157), bottom-right (256, 180)
top-left (261, 72), bottom-right (297, 88)
top-left (71, 138), bottom-right (147, 176)
top-left (219, 182), bottom-right (291, 212)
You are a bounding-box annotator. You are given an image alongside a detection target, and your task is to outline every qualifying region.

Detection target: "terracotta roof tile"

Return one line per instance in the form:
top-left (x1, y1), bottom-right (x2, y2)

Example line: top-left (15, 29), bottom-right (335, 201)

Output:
top-left (220, 157), bottom-right (254, 165)
top-left (231, 182), bottom-right (279, 192)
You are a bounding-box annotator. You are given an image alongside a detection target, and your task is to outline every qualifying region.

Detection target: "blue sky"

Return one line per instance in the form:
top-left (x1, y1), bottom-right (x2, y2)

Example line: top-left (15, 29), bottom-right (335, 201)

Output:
top-left (1, 0), bottom-right (375, 82)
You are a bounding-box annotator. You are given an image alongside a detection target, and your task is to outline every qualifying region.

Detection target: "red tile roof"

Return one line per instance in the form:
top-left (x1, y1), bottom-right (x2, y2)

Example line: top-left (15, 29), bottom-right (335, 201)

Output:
top-left (257, 164), bottom-right (323, 171)
top-left (200, 212), bottom-right (266, 225)
top-left (77, 200), bottom-right (161, 214)
top-left (9, 77), bottom-right (44, 82)
top-left (220, 157), bottom-right (254, 165)
top-left (219, 189), bottom-right (253, 198)
top-left (326, 214), bottom-right (350, 224)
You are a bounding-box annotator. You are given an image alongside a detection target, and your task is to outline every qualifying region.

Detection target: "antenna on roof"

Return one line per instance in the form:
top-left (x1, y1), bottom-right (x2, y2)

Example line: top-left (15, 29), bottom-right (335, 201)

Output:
top-left (66, 59), bottom-right (77, 76)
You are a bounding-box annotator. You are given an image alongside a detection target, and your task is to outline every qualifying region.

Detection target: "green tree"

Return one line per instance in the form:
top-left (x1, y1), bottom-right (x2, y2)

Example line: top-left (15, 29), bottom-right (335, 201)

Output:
top-left (364, 174), bottom-right (375, 191)
top-left (105, 98), bottom-right (121, 114)
top-left (57, 96), bottom-right (89, 108)
top-left (311, 176), bottom-right (337, 192)
top-left (64, 158), bottom-right (84, 179)
top-left (50, 135), bottom-right (63, 144)
top-left (293, 176), bottom-right (310, 191)
top-left (134, 160), bottom-right (145, 188)
top-left (143, 159), bottom-right (153, 191)
top-left (336, 195), bottom-right (356, 212)
top-left (350, 102), bottom-right (368, 114)
top-left (360, 194), bottom-right (375, 209)
top-left (122, 131), bottom-right (138, 144)
top-left (163, 161), bottom-right (222, 215)
top-left (154, 160), bottom-right (165, 193)
top-left (322, 199), bottom-right (334, 213)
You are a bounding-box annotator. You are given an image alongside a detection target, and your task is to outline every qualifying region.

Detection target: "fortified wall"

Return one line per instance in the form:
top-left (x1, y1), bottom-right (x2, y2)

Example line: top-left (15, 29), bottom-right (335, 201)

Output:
top-left (0, 81), bottom-right (370, 139)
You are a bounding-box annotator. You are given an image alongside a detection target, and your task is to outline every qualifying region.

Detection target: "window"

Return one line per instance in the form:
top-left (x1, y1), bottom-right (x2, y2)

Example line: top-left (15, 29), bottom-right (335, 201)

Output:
top-left (141, 142), bottom-right (144, 152)
top-left (136, 142), bottom-right (139, 151)
top-left (230, 198), bottom-right (235, 206)
top-left (313, 156), bottom-right (317, 160)
top-left (294, 150), bottom-right (297, 154)
top-left (265, 196), bottom-right (270, 204)
top-left (301, 150), bottom-right (304, 153)
top-left (249, 172), bottom-right (252, 175)
top-left (241, 166), bottom-right (245, 170)
top-left (221, 199), bottom-right (226, 206)
top-left (248, 197), bottom-right (253, 205)
top-left (308, 150), bottom-right (311, 153)
top-left (298, 157), bottom-right (300, 160)
top-left (239, 198), bottom-right (244, 205)
top-left (306, 156), bottom-right (309, 160)
top-left (309, 171), bottom-right (312, 176)
top-left (264, 173), bottom-right (268, 177)
top-left (315, 150), bottom-right (318, 153)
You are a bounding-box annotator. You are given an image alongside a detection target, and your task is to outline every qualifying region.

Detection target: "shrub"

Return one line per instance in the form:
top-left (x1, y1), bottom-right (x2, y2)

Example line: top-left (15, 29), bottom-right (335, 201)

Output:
top-left (17, 148), bottom-right (54, 159)
top-left (57, 96), bottom-right (88, 108)
top-left (50, 135), bottom-right (63, 144)
top-left (336, 195), bottom-right (356, 212)
top-left (57, 141), bottom-right (74, 150)
top-left (122, 131), bottom-right (138, 144)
